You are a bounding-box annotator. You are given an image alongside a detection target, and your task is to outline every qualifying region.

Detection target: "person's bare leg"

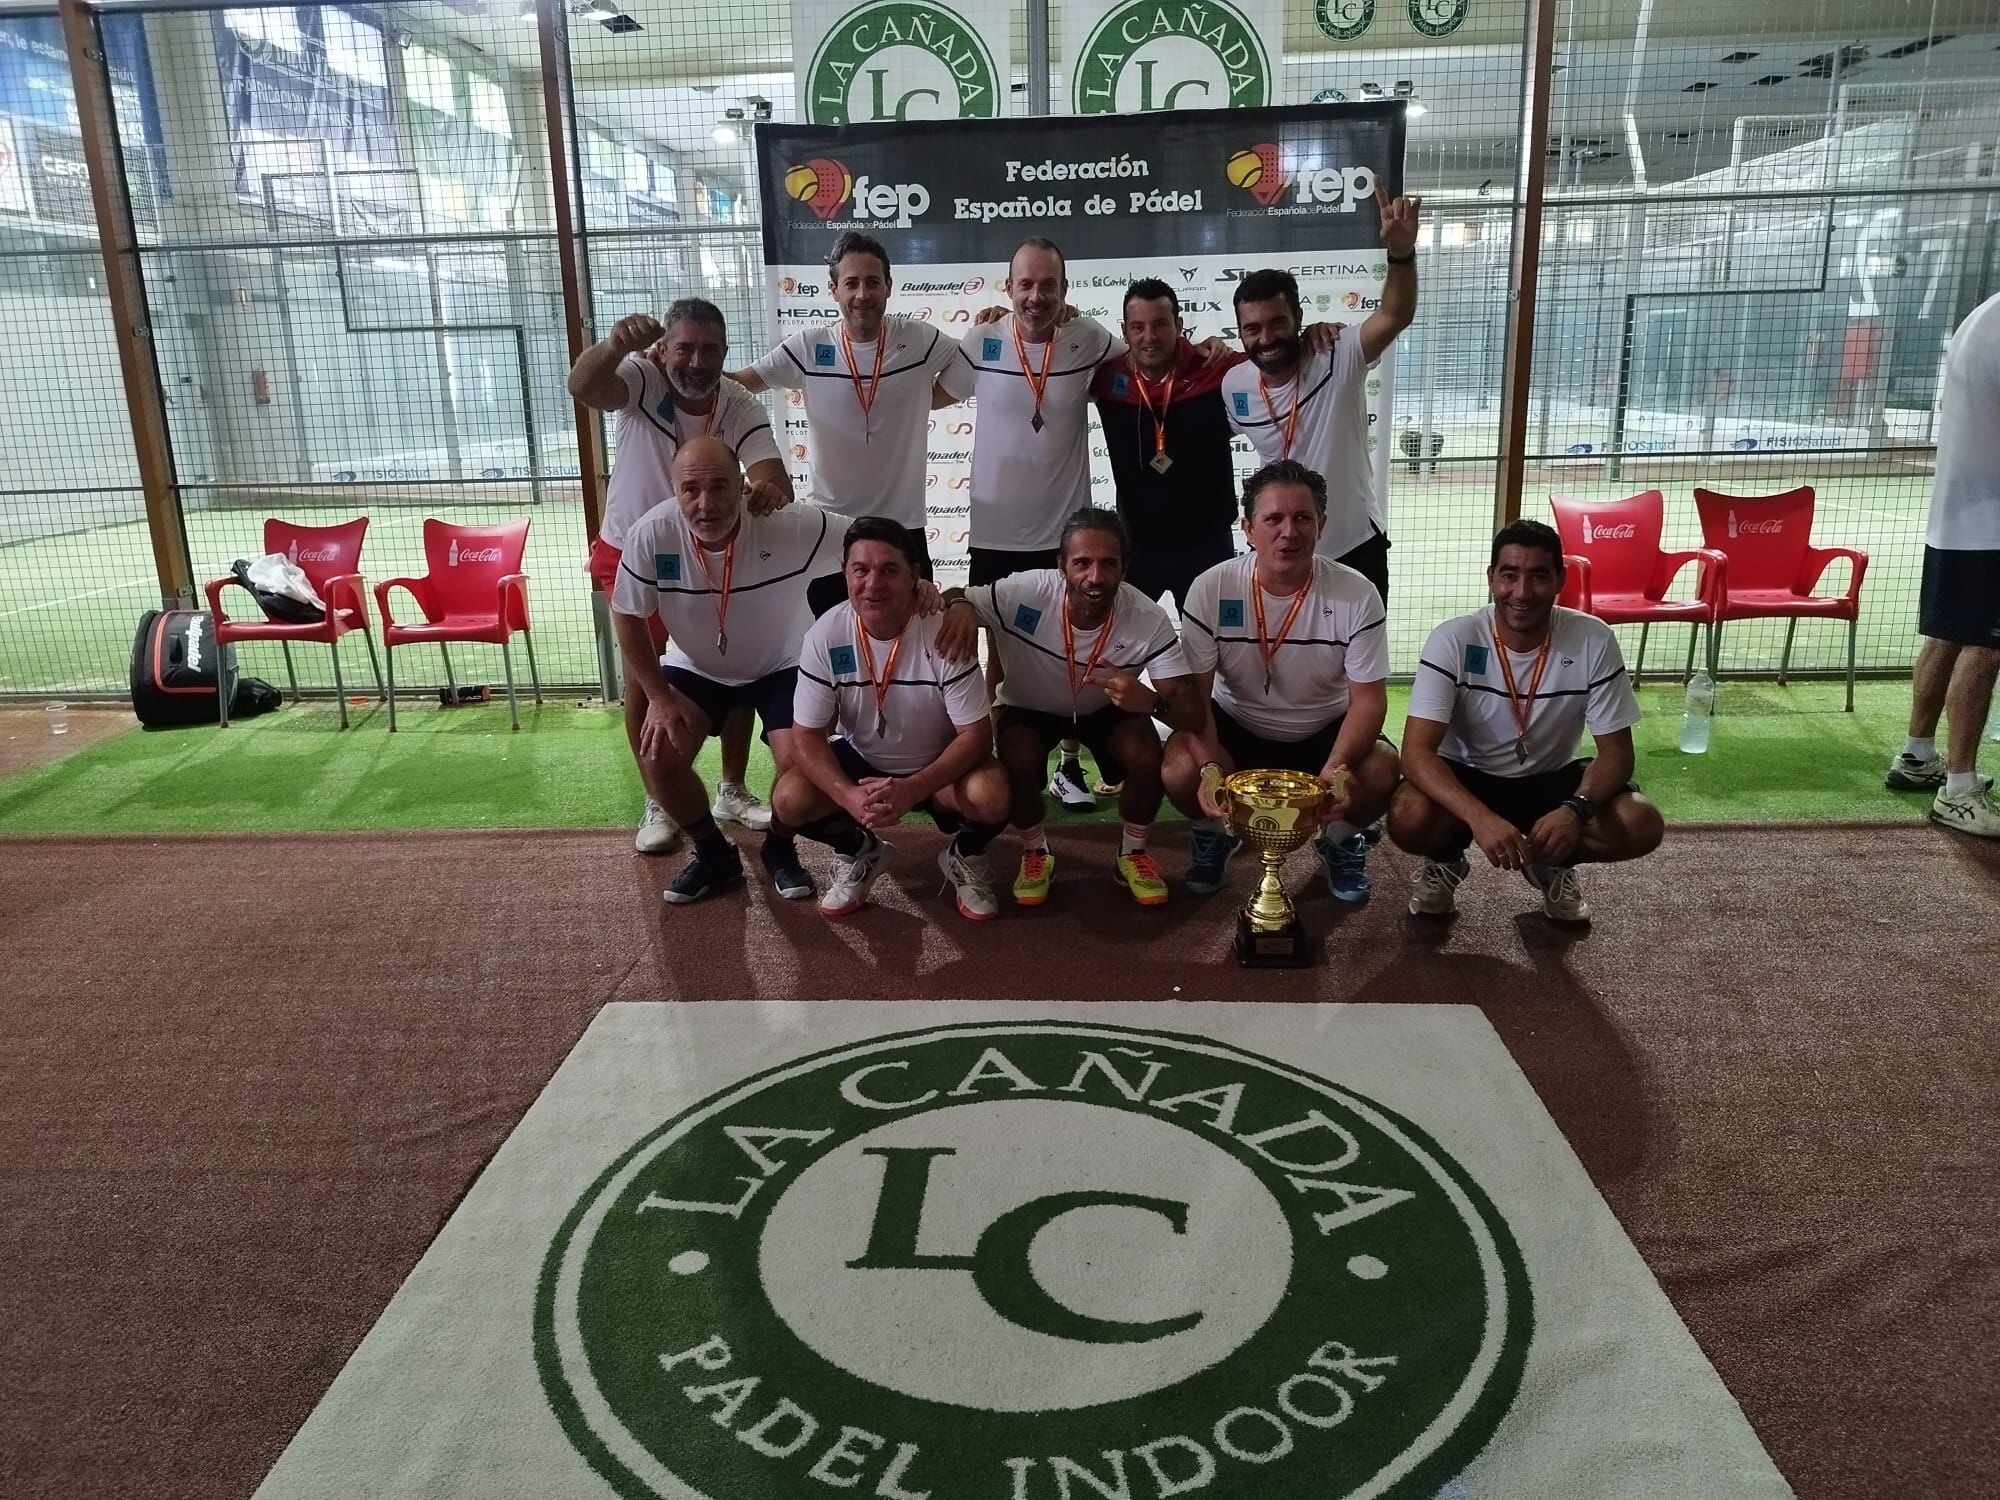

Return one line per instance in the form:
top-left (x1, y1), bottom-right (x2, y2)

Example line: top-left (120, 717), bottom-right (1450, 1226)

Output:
top-left (1944, 646), bottom-right (2000, 776)
top-left (1909, 636), bottom-right (1959, 738)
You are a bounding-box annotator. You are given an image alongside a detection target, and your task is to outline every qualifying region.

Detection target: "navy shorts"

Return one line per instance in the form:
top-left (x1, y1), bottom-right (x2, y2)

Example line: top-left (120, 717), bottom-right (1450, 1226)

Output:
top-left (659, 665), bottom-right (796, 740)
top-left (1442, 757), bottom-right (1641, 834)
top-left (1211, 700), bottom-right (1392, 776)
top-left (1918, 546), bottom-right (2000, 647)
top-left (995, 702), bottom-right (1159, 787)
top-left (1124, 537), bottom-right (1234, 610)
top-left (830, 738), bottom-right (953, 824)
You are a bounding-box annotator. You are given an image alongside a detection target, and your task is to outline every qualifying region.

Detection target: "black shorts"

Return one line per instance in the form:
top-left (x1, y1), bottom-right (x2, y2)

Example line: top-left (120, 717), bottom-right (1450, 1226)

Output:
top-left (809, 525), bottom-right (933, 618)
top-left (1211, 700), bottom-right (1392, 776)
top-left (968, 545), bottom-right (1060, 586)
top-left (659, 665), bottom-right (796, 739)
top-left (995, 702), bottom-right (1159, 787)
top-left (1442, 758), bottom-right (1640, 835)
top-left (1335, 529), bottom-right (1391, 605)
top-left (1125, 537), bottom-right (1234, 609)
top-left (830, 738), bottom-right (953, 824)
top-left (1918, 546), bottom-right (2000, 647)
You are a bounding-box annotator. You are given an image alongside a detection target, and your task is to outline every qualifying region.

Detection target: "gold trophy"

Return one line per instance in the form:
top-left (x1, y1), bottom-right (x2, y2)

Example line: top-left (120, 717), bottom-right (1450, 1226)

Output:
top-left (1209, 767), bottom-right (1343, 968)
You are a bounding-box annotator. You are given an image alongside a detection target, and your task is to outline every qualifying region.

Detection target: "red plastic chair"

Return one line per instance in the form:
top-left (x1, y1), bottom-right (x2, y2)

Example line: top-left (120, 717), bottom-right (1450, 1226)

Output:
top-left (204, 517), bottom-right (384, 729)
top-left (1549, 491), bottom-right (1723, 686)
top-left (373, 518), bottom-right (541, 730)
top-left (1692, 486), bottom-right (1869, 710)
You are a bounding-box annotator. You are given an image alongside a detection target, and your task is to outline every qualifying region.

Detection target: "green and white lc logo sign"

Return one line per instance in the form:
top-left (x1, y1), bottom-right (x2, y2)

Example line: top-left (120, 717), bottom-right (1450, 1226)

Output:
top-left (1073, 0), bottom-right (1275, 114)
top-left (803, 1), bottom-right (1004, 125)
top-left (539, 1023), bottom-right (1530, 1498)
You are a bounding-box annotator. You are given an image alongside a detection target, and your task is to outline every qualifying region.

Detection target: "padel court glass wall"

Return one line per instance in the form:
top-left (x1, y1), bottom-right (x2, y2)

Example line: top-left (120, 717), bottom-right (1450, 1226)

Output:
top-left (0, 0), bottom-right (1994, 695)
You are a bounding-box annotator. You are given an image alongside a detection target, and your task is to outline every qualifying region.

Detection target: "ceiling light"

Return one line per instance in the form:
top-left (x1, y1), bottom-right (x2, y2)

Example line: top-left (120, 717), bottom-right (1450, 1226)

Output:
top-left (1405, 101), bottom-right (1428, 118)
top-left (745, 96), bottom-right (774, 122)
top-left (712, 107), bottom-right (745, 145)
top-left (1392, 80), bottom-right (1415, 97)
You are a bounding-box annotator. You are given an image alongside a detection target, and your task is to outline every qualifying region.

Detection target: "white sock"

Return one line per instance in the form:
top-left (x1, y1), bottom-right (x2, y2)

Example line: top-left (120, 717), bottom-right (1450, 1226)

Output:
top-left (1193, 816), bottom-right (1225, 835)
top-left (1120, 823), bottom-right (1149, 856)
top-left (719, 780), bottom-right (746, 795)
top-left (1018, 824), bottom-right (1048, 851)
top-left (1945, 771), bottom-right (1979, 796)
top-left (1323, 819), bottom-right (1361, 843)
top-left (1903, 736), bottom-right (1936, 761)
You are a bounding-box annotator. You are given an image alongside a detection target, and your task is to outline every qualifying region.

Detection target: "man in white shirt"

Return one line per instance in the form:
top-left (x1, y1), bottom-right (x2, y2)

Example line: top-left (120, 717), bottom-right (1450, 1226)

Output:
top-left (935, 508), bottom-right (1199, 908)
top-left (1161, 460), bottom-right (1402, 904)
top-left (610, 438), bottom-right (839, 908)
top-left (775, 518), bottom-right (1011, 921)
top-left (1220, 185), bottom-right (1422, 603)
top-left (570, 298), bottom-right (791, 848)
top-left (1885, 291), bottom-right (2000, 837)
top-left (1390, 520), bottom-right (1664, 922)
top-left (733, 231), bottom-right (961, 615)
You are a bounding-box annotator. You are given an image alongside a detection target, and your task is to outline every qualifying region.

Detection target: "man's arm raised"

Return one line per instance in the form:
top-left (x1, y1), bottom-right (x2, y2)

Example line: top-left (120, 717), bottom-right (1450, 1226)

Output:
top-left (570, 314), bottom-right (661, 412)
top-left (1359, 184), bottom-right (1421, 364)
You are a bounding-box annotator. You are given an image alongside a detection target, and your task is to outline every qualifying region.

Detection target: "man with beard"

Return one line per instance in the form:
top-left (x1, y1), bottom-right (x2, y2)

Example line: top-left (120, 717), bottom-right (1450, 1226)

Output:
top-left (1161, 460), bottom-right (1400, 902)
top-left (935, 508), bottom-right (1198, 907)
top-left (570, 299), bottom-right (792, 848)
top-left (610, 437), bottom-right (838, 907)
top-left (1220, 185), bottom-right (1422, 602)
top-left (1389, 520), bottom-right (1661, 923)
top-left (775, 518), bottom-right (1010, 922)
top-left (732, 231), bottom-right (962, 615)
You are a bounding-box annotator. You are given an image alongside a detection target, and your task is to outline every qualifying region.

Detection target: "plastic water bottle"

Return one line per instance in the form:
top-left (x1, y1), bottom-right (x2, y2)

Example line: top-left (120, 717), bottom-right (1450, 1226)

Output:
top-left (1988, 700), bottom-right (2000, 743)
top-left (1679, 670), bottom-right (1715, 754)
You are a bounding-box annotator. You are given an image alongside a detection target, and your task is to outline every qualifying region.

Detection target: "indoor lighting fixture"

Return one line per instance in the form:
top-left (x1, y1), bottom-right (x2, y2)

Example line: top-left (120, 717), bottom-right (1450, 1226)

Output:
top-left (1359, 81), bottom-right (1384, 99)
top-left (1392, 80), bottom-right (1427, 117)
top-left (712, 107), bottom-right (745, 145)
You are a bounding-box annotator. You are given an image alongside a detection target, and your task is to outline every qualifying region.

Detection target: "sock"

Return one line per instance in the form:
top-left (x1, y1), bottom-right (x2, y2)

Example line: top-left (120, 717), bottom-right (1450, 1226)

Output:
top-left (1192, 816), bottom-right (1225, 835)
top-left (760, 830), bottom-right (798, 865)
top-left (685, 814), bottom-right (732, 862)
top-left (718, 779), bottom-right (745, 794)
top-left (1903, 736), bottom-right (1936, 761)
top-left (1946, 771), bottom-right (1979, 796)
top-left (800, 812), bottom-right (868, 857)
top-left (953, 821), bottom-right (1004, 857)
top-left (1018, 823), bottom-right (1048, 851)
top-left (1323, 819), bottom-right (1361, 844)
top-left (1120, 823), bottom-right (1149, 856)
top-left (1059, 747), bottom-right (1084, 773)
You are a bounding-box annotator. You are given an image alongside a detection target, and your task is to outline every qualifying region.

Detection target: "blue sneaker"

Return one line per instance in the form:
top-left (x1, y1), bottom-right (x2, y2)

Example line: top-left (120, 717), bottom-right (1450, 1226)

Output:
top-left (1185, 827), bottom-right (1242, 894)
top-left (1313, 832), bottom-right (1372, 903)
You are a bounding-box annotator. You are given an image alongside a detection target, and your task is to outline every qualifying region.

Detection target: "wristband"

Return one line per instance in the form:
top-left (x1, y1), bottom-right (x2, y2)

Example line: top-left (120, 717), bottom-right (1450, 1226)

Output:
top-left (1561, 793), bottom-right (1595, 824)
top-left (1386, 251), bottom-right (1416, 265)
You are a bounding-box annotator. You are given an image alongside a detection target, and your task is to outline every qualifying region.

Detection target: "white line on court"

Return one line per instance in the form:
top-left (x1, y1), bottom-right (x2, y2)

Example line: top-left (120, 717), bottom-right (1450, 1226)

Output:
top-left (0, 576), bottom-right (156, 619)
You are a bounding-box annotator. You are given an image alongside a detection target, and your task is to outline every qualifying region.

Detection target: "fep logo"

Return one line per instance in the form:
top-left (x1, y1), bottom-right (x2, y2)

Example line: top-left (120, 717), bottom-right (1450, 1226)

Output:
top-left (784, 158), bottom-right (854, 220)
top-left (780, 276), bottom-right (799, 294)
top-left (1580, 515), bottom-right (1638, 543)
top-left (1225, 143), bottom-right (1289, 207)
top-left (536, 1024), bottom-right (1529, 1500)
top-left (1342, 291), bottom-right (1362, 310)
top-left (792, 443), bottom-right (808, 460)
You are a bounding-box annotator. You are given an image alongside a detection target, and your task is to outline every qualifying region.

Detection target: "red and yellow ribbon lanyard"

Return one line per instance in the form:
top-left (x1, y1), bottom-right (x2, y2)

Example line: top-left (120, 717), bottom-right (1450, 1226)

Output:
top-left (1257, 372), bottom-right (1300, 459)
top-left (853, 620), bottom-right (906, 735)
top-left (840, 324), bottom-right (886, 443)
top-left (1489, 622), bottom-right (1554, 764)
top-left (1013, 321), bottom-right (1055, 433)
top-left (1131, 357), bottom-right (1178, 474)
top-left (689, 537), bottom-right (734, 655)
top-left (1251, 570), bottom-right (1310, 696)
top-left (1062, 595), bottom-right (1118, 724)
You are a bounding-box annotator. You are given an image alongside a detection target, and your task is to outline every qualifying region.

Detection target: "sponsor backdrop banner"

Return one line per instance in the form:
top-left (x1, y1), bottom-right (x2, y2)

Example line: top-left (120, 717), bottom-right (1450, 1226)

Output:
top-left (757, 104), bottom-right (1402, 584)
top-left (1065, 0), bottom-right (1284, 115)
top-left (791, 0), bottom-right (1013, 127)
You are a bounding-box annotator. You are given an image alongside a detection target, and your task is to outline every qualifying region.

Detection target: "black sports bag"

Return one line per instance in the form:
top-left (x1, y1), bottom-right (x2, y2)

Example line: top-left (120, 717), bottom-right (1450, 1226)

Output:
top-left (129, 609), bottom-right (278, 727)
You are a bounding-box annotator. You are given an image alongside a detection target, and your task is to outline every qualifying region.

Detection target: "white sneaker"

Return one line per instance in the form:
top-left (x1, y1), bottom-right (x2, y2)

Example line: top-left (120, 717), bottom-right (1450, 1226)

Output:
top-left (1525, 863), bottom-right (1591, 924)
top-left (634, 798), bottom-right (683, 854)
top-left (819, 833), bottom-right (894, 916)
top-left (712, 781), bottom-right (772, 830)
top-left (1409, 855), bottom-right (1470, 916)
top-left (1930, 782), bottom-right (2000, 839)
top-left (1885, 752), bottom-right (1946, 791)
top-left (1048, 762), bottom-right (1097, 812)
top-left (937, 842), bottom-right (1000, 921)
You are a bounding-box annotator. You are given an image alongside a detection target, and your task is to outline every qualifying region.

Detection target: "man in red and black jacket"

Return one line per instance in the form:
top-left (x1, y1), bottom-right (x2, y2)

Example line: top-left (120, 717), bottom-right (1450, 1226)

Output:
top-left (1089, 279), bottom-right (1245, 613)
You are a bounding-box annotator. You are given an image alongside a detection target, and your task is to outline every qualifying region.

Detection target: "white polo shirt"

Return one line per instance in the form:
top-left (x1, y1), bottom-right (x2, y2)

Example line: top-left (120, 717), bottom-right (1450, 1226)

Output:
top-left (1180, 554), bottom-right (1388, 740)
top-left (795, 603), bottom-right (990, 776)
top-left (602, 359), bottom-right (781, 550)
top-left (1407, 605), bottom-right (1641, 775)
top-left (612, 504), bottom-right (840, 685)
top-left (1220, 339), bottom-right (1380, 560)
top-left (962, 570), bottom-right (1189, 715)
top-left (1928, 291), bottom-right (2000, 552)
top-left (937, 313), bottom-right (1125, 552)
top-left (748, 316), bottom-right (961, 529)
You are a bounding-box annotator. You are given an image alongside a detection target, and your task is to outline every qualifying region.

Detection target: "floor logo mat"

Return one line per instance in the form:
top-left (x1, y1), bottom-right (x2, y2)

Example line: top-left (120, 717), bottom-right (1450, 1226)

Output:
top-left (536, 1022), bottom-right (1530, 1499)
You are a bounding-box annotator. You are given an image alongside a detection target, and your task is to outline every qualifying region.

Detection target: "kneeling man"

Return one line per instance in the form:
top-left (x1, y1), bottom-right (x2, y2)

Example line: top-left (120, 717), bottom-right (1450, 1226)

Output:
top-left (1390, 519), bottom-right (1664, 922)
top-left (937, 507), bottom-right (1197, 907)
top-left (612, 437), bottom-right (838, 905)
top-left (1161, 459), bottom-right (1401, 899)
top-left (775, 518), bottom-right (1011, 920)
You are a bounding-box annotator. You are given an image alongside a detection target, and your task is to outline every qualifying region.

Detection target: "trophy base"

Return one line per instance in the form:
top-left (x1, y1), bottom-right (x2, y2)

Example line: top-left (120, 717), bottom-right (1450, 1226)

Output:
top-left (1235, 912), bottom-right (1315, 968)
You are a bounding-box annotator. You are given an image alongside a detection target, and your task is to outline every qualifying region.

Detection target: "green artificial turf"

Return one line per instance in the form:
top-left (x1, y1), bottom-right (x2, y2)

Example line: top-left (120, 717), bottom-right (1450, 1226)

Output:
top-left (0, 680), bottom-right (1948, 838)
